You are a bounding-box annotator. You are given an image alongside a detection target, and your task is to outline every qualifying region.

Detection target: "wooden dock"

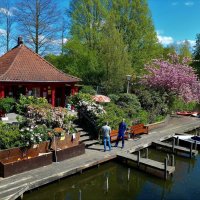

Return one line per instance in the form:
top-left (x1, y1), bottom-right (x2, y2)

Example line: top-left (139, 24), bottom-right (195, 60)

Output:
top-left (1, 115), bottom-right (200, 199)
top-left (152, 141), bottom-right (198, 157)
top-left (117, 152), bottom-right (175, 179)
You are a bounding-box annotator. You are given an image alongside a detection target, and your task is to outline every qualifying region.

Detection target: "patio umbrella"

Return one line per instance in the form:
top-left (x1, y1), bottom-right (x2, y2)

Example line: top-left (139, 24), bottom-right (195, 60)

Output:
top-left (92, 95), bottom-right (111, 103)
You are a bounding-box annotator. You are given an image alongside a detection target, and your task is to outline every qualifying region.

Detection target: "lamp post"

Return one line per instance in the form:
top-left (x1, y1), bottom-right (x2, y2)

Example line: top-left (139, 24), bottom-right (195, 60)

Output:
top-left (126, 75), bottom-right (131, 93)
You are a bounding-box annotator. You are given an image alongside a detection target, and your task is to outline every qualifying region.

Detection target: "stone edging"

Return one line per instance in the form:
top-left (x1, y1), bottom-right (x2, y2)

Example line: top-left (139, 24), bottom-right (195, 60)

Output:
top-left (146, 114), bottom-right (171, 131)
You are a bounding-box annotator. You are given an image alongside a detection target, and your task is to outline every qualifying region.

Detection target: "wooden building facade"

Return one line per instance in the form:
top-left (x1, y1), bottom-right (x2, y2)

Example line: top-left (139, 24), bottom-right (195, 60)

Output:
top-left (0, 37), bottom-right (80, 107)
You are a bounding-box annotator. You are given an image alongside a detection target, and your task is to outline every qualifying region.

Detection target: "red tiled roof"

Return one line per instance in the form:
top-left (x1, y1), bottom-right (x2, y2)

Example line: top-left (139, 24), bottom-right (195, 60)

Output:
top-left (0, 44), bottom-right (81, 83)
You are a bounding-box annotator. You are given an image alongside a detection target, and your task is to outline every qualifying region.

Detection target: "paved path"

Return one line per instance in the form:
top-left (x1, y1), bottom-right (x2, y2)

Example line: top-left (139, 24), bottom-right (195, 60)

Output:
top-left (0, 115), bottom-right (200, 199)
top-left (88, 115), bottom-right (200, 153)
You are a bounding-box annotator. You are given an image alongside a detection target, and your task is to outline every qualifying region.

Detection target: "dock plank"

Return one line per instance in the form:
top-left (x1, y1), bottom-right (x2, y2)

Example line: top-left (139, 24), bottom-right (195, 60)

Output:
top-left (152, 141), bottom-right (198, 156)
top-left (1, 116), bottom-right (200, 199)
top-left (117, 152), bottom-right (175, 174)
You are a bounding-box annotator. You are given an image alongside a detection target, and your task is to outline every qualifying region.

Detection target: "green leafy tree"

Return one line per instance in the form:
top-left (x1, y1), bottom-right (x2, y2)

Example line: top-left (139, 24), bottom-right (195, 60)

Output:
top-left (178, 40), bottom-right (191, 59)
top-left (64, 0), bottom-right (161, 89)
top-left (99, 15), bottom-right (133, 93)
top-left (162, 44), bottom-right (176, 59)
top-left (192, 34), bottom-right (200, 77)
top-left (110, 0), bottom-right (162, 74)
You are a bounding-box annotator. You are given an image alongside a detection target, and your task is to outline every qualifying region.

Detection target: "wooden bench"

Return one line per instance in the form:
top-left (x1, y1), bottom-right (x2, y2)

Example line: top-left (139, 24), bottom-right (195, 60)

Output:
top-left (110, 130), bottom-right (129, 142)
top-left (129, 124), bottom-right (148, 137)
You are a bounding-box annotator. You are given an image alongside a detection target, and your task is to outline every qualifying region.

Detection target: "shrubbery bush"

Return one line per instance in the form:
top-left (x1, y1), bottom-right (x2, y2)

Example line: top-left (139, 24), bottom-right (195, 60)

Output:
top-left (0, 97), bottom-right (15, 113)
top-left (80, 85), bottom-right (96, 95)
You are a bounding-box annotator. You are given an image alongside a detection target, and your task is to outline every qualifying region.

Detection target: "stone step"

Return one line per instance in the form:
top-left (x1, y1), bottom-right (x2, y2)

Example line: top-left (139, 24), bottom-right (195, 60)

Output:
top-left (83, 140), bottom-right (99, 147)
top-left (80, 131), bottom-right (89, 136)
top-left (79, 135), bottom-right (90, 142)
top-left (74, 127), bottom-right (84, 132)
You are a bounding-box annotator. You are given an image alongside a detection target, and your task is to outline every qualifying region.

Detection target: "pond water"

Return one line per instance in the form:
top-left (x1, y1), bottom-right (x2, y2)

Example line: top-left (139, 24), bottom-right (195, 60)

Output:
top-left (24, 145), bottom-right (200, 200)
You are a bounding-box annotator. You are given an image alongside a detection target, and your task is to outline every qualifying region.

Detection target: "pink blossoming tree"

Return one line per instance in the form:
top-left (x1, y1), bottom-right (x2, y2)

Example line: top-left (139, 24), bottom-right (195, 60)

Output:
top-left (142, 54), bottom-right (200, 102)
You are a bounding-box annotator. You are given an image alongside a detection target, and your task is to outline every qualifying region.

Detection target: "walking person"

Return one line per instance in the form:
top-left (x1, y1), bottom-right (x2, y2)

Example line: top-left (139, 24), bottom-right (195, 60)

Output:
top-left (115, 119), bottom-right (127, 149)
top-left (101, 121), bottom-right (112, 152)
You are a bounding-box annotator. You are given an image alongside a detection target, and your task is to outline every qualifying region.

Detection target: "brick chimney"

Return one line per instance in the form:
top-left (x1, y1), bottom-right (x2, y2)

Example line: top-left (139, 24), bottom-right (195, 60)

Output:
top-left (18, 36), bottom-right (23, 45)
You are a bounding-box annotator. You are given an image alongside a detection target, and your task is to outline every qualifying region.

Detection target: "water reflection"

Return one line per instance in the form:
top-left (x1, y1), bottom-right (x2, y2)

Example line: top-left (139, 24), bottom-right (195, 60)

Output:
top-left (24, 148), bottom-right (200, 200)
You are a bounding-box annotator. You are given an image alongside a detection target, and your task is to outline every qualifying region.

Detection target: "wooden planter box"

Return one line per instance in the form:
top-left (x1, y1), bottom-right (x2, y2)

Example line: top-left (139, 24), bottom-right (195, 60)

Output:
top-left (52, 143), bottom-right (85, 162)
top-left (50, 132), bottom-right (81, 150)
top-left (50, 132), bottom-right (85, 162)
top-left (0, 142), bottom-right (52, 178)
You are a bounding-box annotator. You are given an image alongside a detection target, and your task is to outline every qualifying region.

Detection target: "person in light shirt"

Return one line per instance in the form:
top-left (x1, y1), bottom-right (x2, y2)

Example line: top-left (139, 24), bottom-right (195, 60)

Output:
top-left (101, 122), bottom-right (112, 152)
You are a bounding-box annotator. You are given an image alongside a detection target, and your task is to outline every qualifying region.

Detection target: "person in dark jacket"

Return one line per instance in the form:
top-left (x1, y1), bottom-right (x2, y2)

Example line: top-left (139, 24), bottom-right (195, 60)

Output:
top-left (115, 119), bottom-right (127, 148)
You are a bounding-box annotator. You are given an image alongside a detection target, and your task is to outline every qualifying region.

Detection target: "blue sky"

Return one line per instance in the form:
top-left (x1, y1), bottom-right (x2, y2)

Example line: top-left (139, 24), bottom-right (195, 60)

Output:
top-left (58, 0), bottom-right (200, 47)
top-left (0, 0), bottom-right (199, 53)
top-left (148, 0), bottom-right (200, 47)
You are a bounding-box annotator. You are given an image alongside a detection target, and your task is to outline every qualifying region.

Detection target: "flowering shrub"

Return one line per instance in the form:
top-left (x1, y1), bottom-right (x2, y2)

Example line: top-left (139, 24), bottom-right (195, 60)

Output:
top-left (143, 54), bottom-right (200, 102)
top-left (20, 125), bottom-right (49, 147)
top-left (68, 93), bottom-right (94, 109)
top-left (16, 95), bottom-right (50, 115)
top-left (79, 100), bottom-right (106, 118)
top-left (24, 105), bottom-right (76, 130)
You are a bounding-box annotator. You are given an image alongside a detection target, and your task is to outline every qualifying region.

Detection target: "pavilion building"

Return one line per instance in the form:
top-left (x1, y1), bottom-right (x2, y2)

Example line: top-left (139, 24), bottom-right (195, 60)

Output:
top-left (0, 37), bottom-right (81, 107)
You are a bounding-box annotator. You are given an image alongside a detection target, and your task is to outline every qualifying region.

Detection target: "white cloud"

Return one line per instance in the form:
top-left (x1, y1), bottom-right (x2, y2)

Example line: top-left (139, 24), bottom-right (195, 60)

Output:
top-left (172, 2), bottom-right (178, 6)
top-left (156, 31), bottom-right (174, 46)
top-left (184, 1), bottom-right (194, 6)
top-left (188, 40), bottom-right (195, 47)
top-left (0, 8), bottom-right (12, 16)
top-left (176, 39), bottom-right (195, 47)
top-left (0, 28), bottom-right (6, 36)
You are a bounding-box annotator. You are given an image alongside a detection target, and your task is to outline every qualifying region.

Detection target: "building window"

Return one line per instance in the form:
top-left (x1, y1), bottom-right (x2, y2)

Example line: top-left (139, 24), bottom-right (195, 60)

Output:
top-left (32, 88), bottom-right (40, 97)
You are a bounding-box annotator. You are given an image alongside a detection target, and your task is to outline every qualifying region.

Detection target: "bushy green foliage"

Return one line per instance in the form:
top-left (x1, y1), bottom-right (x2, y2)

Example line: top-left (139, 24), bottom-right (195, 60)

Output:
top-left (0, 97), bottom-right (15, 113)
top-left (0, 122), bottom-right (21, 149)
top-left (68, 93), bottom-right (93, 109)
top-left (135, 88), bottom-right (169, 122)
top-left (16, 95), bottom-right (50, 115)
top-left (170, 97), bottom-right (197, 112)
top-left (108, 94), bottom-right (120, 102)
top-left (80, 86), bottom-right (96, 95)
top-left (97, 103), bottom-right (131, 130)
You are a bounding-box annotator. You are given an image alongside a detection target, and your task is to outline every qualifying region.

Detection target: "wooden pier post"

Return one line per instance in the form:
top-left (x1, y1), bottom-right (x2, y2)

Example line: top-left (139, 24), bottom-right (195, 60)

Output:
top-left (20, 194), bottom-right (23, 200)
top-left (170, 154), bottom-right (175, 166)
top-left (167, 154), bottom-right (169, 164)
top-left (145, 148), bottom-right (148, 159)
top-left (164, 158), bottom-right (168, 180)
top-left (194, 141), bottom-right (197, 150)
top-left (128, 168), bottom-right (130, 182)
top-left (106, 176), bottom-right (109, 192)
top-left (172, 138), bottom-right (175, 153)
top-left (190, 143), bottom-right (193, 158)
top-left (137, 151), bottom-right (140, 167)
top-left (176, 137), bottom-right (179, 146)
top-left (79, 189), bottom-right (82, 200)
